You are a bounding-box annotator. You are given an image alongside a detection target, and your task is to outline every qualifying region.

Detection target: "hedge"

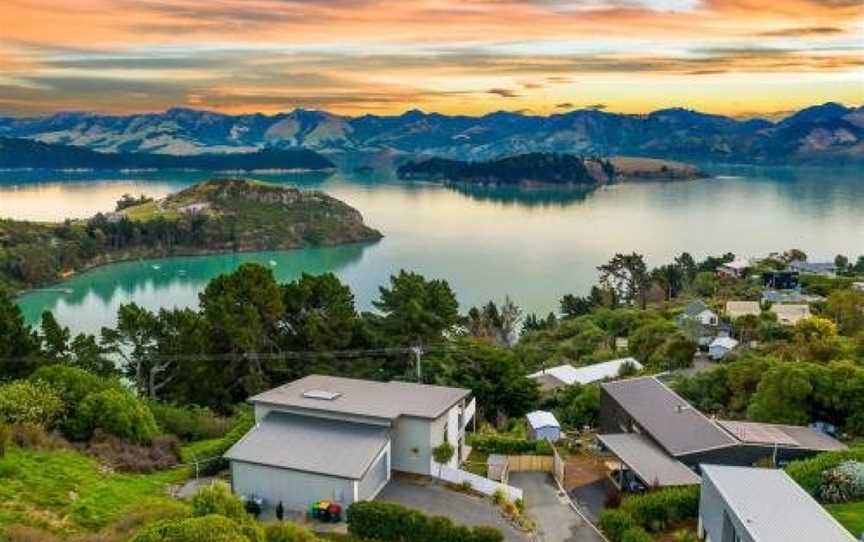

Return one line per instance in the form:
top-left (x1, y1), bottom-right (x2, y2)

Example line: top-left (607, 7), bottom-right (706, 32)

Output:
top-left (347, 501), bottom-right (504, 542)
top-left (185, 411), bottom-right (255, 476)
top-left (467, 434), bottom-right (553, 456)
top-left (785, 446), bottom-right (864, 497)
top-left (600, 486), bottom-right (699, 540)
top-left (66, 388), bottom-right (159, 443)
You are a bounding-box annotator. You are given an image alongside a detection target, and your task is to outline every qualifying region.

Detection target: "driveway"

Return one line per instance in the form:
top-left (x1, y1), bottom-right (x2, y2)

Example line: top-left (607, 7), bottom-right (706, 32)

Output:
top-left (376, 477), bottom-right (528, 542)
top-left (510, 472), bottom-right (606, 542)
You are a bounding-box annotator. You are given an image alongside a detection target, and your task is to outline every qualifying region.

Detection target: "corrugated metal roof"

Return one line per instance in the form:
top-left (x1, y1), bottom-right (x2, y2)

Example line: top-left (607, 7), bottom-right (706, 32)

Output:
top-left (725, 301), bottom-right (761, 319)
top-left (249, 375), bottom-right (470, 421)
top-left (598, 433), bottom-right (701, 487)
top-left (710, 337), bottom-right (739, 350)
top-left (718, 420), bottom-right (847, 452)
top-left (701, 465), bottom-right (855, 542)
top-left (526, 410), bottom-right (560, 429)
top-left (224, 412), bottom-right (389, 479)
top-left (528, 358), bottom-right (643, 386)
top-left (601, 377), bottom-right (737, 456)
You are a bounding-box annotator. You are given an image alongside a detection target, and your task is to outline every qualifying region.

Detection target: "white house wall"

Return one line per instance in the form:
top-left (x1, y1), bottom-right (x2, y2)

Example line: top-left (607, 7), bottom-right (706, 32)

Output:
top-left (390, 416), bottom-right (434, 475)
top-left (231, 461), bottom-right (355, 513)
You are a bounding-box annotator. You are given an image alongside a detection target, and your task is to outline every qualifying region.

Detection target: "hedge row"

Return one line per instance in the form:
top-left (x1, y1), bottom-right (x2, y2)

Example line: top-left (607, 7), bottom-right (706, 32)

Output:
top-left (599, 486), bottom-right (699, 541)
top-left (183, 410), bottom-right (255, 476)
top-left (347, 501), bottom-right (503, 542)
top-left (784, 445), bottom-right (864, 497)
top-left (467, 434), bottom-right (553, 456)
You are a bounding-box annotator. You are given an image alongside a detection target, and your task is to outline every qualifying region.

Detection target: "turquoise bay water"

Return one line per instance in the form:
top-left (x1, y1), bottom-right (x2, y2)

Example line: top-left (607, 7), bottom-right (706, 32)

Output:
top-left (3, 165), bottom-right (863, 335)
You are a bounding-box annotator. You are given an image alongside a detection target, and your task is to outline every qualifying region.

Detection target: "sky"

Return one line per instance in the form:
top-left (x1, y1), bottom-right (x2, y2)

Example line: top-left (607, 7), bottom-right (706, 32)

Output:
top-left (1, 0), bottom-right (862, 118)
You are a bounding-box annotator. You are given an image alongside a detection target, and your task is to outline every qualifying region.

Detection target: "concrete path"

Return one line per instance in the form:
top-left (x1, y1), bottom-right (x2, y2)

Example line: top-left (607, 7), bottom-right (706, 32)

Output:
top-left (376, 478), bottom-right (528, 542)
top-left (510, 472), bottom-right (606, 542)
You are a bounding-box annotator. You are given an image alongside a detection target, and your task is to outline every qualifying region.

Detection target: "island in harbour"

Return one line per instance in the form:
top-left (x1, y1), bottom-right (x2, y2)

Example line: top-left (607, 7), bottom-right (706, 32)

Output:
top-left (396, 152), bottom-right (707, 186)
top-left (0, 178), bottom-right (382, 292)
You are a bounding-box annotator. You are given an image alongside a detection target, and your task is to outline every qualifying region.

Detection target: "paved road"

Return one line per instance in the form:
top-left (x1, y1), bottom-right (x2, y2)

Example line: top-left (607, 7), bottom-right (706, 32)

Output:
top-left (510, 472), bottom-right (606, 542)
top-left (376, 478), bottom-right (528, 542)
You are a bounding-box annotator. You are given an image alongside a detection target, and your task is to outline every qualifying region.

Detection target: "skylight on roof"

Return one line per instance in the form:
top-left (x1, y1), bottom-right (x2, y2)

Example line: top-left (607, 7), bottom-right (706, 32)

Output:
top-left (303, 390), bottom-right (342, 400)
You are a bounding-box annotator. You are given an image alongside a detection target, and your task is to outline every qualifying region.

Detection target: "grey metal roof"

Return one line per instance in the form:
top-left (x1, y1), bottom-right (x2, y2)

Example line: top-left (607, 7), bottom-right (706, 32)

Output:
top-left (249, 375), bottom-right (470, 421)
top-left (682, 300), bottom-right (710, 317)
top-left (224, 412), bottom-right (389, 480)
top-left (701, 465), bottom-right (855, 542)
top-left (598, 433), bottom-right (701, 487)
top-left (717, 420), bottom-right (847, 452)
top-left (601, 377), bottom-right (737, 456)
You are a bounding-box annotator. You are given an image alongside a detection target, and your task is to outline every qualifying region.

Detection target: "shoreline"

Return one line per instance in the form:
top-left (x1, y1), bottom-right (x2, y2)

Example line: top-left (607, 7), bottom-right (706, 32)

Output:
top-left (13, 238), bottom-right (383, 299)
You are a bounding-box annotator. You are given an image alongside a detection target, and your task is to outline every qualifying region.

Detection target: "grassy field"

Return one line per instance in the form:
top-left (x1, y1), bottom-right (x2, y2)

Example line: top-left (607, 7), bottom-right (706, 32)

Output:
top-left (0, 445), bottom-right (189, 534)
top-left (827, 501), bottom-right (864, 538)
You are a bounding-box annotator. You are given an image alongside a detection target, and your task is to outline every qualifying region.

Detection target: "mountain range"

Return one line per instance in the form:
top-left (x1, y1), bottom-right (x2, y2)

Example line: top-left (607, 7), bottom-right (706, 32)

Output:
top-left (1, 103), bottom-right (862, 164)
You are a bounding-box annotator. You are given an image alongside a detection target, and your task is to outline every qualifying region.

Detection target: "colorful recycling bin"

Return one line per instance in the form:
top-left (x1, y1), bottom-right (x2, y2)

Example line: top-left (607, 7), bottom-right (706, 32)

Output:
top-left (327, 503), bottom-right (342, 522)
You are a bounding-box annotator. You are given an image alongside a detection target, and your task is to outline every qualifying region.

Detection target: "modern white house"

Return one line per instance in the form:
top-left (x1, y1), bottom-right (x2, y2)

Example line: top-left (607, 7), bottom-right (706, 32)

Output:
top-left (698, 465), bottom-right (854, 542)
top-left (527, 357), bottom-right (643, 391)
top-left (717, 259), bottom-right (751, 278)
top-left (708, 337), bottom-right (739, 360)
top-left (770, 304), bottom-right (812, 325)
top-left (225, 375), bottom-right (474, 513)
top-left (526, 410), bottom-right (561, 441)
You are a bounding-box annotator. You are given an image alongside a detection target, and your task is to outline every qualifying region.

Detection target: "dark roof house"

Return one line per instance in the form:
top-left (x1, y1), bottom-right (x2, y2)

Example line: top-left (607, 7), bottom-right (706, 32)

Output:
top-left (597, 376), bottom-right (846, 489)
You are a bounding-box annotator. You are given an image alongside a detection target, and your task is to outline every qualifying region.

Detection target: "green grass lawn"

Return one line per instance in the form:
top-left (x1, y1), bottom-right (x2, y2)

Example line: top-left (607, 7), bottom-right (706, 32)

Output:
top-left (0, 445), bottom-right (189, 534)
top-left (826, 500), bottom-right (864, 538)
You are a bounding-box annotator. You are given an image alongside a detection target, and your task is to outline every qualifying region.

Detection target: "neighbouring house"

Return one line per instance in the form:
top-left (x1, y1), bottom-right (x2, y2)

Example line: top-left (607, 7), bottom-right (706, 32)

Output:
top-left (762, 270), bottom-right (800, 290)
top-left (225, 375), bottom-right (475, 512)
top-left (527, 357), bottom-right (643, 391)
top-left (770, 303), bottom-right (812, 325)
top-left (725, 301), bottom-right (761, 320)
top-left (526, 410), bottom-right (561, 442)
top-left (789, 260), bottom-right (837, 277)
top-left (762, 289), bottom-right (824, 304)
top-left (596, 376), bottom-right (845, 491)
top-left (679, 300), bottom-right (719, 327)
top-left (853, 282), bottom-right (864, 292)
top-left (708, 337), bottom-right (739, 360)
top-left (698, 465), bottom-right (855, 542)
top-left (717, 259), bottom-right (751, 278)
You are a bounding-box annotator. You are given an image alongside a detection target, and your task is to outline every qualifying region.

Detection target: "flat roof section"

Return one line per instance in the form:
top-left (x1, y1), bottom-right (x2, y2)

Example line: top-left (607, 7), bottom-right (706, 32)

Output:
top-left (598, 433), bottom-right (701, 487)
top-left (224, 411), bottom-right (390, 480)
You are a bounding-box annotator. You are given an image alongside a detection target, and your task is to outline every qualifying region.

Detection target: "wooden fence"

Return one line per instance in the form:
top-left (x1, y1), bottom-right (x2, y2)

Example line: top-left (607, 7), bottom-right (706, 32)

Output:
top-left (506, 454), bottom-right (555, 473)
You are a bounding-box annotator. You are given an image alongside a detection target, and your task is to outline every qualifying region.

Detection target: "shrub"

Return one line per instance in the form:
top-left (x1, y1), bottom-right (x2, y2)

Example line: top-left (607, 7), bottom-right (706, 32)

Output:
top-left (130, 514), bottom-right (254, 542)
top-left (785, 446), bottom-right (864, 497)
top-left (347, 501), bottom-right (503, 542)
top-left (0, 380), bottom-right (64, 428)
top-left (0, 422), bottom-right (8, 458)
top-left (467, 434), bottom-right (553, 455)
top-left (149, 402), bottom-right (233, 442)
top-left (9, 423), bottom-right (68, 451)
top-left (67, 388), bottom-right (159, 443)
top-left (618, 486), bottom-right (699, 533)
top-left (264, 522), bottom-right (321, 542)
top-left (599, 509), bottom-right (635, 542)
top-left (30, 364), bottom-right (116, 407)
top-left (492, 487), bottom-right (506, 505)
top-left (192, 482), bottom-right (248, 521)
top-left (87, 430), bottom-right (181, 473)
top-left (620, 527), bottom-right (654, 542)
top-left (2, 525), bottom-right (62, 542)
top-left (820, 461), bottom-right (864, 504)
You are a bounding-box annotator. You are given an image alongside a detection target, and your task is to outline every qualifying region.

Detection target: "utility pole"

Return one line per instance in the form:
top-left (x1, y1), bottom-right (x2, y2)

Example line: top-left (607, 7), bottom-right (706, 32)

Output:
top-left (410, 345), bottom-right (424, 382)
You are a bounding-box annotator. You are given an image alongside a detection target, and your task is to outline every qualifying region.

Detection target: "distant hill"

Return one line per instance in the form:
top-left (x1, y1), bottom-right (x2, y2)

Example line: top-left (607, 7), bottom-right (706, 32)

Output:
top-left (1, 103), bottom-right (862, 163)
top-left (0, 179), bottom-right (381, 291)
top-left (0, 137), bottom-right (335, 171)
top-left (397, 153), bottom-right (705, 185)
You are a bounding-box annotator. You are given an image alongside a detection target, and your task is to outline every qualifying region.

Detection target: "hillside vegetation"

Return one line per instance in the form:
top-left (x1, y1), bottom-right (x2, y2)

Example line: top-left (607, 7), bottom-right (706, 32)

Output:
top-left (0, 179), bottom-right (381, 291)
top-left (0, 137), bottom-right (335, 171)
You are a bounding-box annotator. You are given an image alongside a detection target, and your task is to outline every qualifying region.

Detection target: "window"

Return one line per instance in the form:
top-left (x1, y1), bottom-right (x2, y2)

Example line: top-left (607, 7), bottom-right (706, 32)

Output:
top-left (721, 510), bottom-right (742, 542)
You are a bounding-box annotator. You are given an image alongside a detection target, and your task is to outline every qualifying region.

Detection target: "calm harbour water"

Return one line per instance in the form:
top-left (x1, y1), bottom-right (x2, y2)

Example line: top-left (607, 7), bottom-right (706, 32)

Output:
top-left (3, 165), bottom-right (863, 336)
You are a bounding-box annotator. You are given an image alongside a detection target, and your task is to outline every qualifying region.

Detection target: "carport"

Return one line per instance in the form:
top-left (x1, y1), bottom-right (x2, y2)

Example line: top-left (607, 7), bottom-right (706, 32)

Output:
top-left (226, 412), bottom-right (391, 512)
top-left (597, 433), bottom-right (700, 491)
